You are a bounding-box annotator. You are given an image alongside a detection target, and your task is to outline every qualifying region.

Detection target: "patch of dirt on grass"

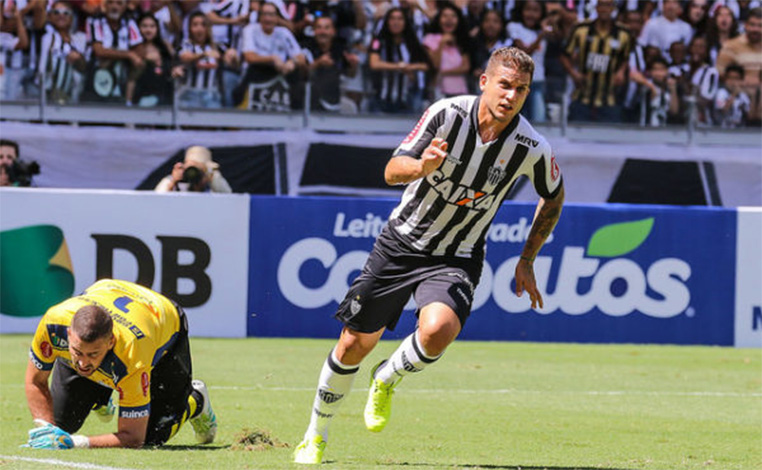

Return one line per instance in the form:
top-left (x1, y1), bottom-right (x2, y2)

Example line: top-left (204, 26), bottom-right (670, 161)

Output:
top-left (230, 428), bottom-right (289, 451)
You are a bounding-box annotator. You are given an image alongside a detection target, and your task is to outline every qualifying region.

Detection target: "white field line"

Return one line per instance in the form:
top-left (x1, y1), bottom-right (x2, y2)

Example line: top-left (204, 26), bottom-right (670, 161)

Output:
top-left (0, 455), bottom-right (139, 470)
top-left (210, 385), bottom-right (762, 398)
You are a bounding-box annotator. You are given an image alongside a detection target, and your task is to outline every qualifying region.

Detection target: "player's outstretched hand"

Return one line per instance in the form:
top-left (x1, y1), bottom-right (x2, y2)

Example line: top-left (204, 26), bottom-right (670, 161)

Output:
top-left (25, 419), bottom-right (74, 450)
top-left (515, 259), bottom-right (543, 310)
top-left (420, 138), bottom-right (448, 177)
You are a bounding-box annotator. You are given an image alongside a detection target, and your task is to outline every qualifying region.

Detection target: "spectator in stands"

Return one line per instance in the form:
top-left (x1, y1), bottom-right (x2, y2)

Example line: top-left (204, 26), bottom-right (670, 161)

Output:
top-left (682, 0), bottom-right (711, 37)
top-left (398, 0), bottom-right (432, 40)
top-left (470, 8), bottom-right (510, 92)
top-left (365, 0), bottom-right (392, 29)
top-left (622, 8), bottom-right (648, 123)
top-left (645, 56), bottom-right (681, 126)
top-left (716, 6), bottom-right (761, 125)
top-left (685, 35), bottom-right (719, 126)
top-left (302, 14), bottom-right (359, 112)
top-left (463, 0), bottom-right (488, 38)
top-left (639, 0), bottom-right (693, 56)
top-left (304, 1), bottom-right (367, 110)
top-left (720, 0), bottom-right (760, 24)
top-left (236, 1), bottom-right (306, 109)
top-left (131, 12), bottom-right (181, 106)
top-left (507, 0), bottom-right (549, 122)
top-left (368, 6), bottom-right (429, 114)
top-left (305, 0), bottom-right (366, 46)
top-left (84, 0), bottom-right (143, 104)
top-left (543, 1), bottom-right (578, 115)
top-left (561, 0), bottom-right (631, 122)
top-left (37, 1), bottom-right (87, 104)
top-left (0, 1), bottom-right (29, 101)
top-left (177, 11), bottom-right (227, 108)
top-left (155, 145), bottom-right (232, 193)
top-left (714, 63), bottom-right (751, 127)
top-left (706, 5), bottom-right (739, 65)
top-left (15, 0), bottom-right (47, 98)
top-left (203, 0), bottom-right (248, 106)
top-left (143, 0), bottom-right (182, 52)
top-left (422, 1), bottom-right (470, 100)
top-left (667, 40), bottom-right (689, 79)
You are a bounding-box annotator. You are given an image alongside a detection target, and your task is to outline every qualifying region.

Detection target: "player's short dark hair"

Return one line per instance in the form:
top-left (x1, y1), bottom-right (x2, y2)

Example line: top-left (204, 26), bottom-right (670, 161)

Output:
top-left (750, 7), bottom-right (762, 20)
top-left (725, 64), bottom-right (745, 79)
top-left (0, 139), bottom-right (19, 159)
top-left (71, 305), bottom-right (113, 343)
top-left (486, 47), bottom-right (535, 82)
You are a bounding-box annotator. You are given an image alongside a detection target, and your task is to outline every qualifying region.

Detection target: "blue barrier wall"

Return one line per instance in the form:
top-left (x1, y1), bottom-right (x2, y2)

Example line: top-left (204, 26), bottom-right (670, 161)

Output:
top-left (248, 196), bottom-right (737, 345)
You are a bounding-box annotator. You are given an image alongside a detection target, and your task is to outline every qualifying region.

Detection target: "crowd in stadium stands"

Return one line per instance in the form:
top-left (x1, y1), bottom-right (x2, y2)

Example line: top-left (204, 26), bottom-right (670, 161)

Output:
top-left (1, 0), bottom-right (760, 127)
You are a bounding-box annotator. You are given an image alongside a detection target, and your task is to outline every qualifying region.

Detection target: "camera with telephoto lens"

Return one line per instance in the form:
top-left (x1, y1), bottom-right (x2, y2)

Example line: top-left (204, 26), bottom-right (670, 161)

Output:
top-left (181, 165), bottom-right (205, 187)
top-left (2, 159), bottom-right (40, 187)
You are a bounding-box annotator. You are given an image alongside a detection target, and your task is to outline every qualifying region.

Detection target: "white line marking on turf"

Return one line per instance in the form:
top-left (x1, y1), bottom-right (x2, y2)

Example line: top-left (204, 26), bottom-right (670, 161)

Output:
top-left (210, 385), bottom-right (762, 397)
top-left (0, 455), bottom-right (138, 470)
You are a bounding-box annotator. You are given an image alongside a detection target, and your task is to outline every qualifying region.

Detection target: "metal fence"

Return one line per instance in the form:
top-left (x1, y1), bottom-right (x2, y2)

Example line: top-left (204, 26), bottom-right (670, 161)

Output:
top-left (1, 81), bottom-right (760, 148)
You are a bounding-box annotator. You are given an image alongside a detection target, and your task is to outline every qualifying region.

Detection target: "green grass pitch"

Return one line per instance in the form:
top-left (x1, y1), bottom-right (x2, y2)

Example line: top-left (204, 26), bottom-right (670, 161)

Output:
top-left (0, 335), bottom-right (760, 469)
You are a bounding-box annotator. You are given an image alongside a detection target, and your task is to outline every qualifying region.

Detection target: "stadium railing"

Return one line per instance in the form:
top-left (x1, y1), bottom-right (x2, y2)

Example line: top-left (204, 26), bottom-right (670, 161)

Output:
top-left (1, 80), bottom-right (759, 147)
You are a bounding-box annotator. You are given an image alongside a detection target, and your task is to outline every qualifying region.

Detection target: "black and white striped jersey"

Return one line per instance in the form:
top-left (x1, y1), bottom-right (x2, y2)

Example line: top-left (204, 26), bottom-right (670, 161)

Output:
top-left (38, 26), bottom-right (86, 94)
top-left (389, 95), bottom-right (563, 260)
top-left (179, 40), bottom-right (221, 90)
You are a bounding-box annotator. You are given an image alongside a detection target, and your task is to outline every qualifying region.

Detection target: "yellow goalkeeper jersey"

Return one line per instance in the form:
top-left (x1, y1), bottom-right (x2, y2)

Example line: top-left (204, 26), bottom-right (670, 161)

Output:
top-left (29, 279), bottom-right (181, 418)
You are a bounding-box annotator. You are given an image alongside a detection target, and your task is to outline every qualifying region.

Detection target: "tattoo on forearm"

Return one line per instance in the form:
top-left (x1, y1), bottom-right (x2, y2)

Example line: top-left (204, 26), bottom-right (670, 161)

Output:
top-left (523, 199), bottom-right (563, 258)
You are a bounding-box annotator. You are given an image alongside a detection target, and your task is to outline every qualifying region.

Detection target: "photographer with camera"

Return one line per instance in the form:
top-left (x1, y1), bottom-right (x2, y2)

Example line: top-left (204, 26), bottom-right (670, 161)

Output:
top-left (154, 146), bottom-right (231, 193)
top-left (0, 139), bottom-right (40, 187)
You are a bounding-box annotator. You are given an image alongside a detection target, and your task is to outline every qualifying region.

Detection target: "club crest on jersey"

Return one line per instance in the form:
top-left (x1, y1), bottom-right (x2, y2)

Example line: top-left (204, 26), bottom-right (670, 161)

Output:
top-left (487, 166), bottom-right (506, 185)
top-left (514, 133), bottom-right (539, 147)
top-left (427, 170), bottom-right (495, 211)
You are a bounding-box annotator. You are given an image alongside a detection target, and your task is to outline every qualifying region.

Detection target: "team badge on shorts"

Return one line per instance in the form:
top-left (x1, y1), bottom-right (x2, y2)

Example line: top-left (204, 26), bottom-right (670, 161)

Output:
top-left (350, 296), bottom-right (362, 315)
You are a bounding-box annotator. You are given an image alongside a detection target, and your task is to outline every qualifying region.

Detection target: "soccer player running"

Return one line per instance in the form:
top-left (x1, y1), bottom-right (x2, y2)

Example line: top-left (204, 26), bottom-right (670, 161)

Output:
top-left (24, 279), bottom-right (217, 449)
top-left (294, 46), bottom-right (564, 465)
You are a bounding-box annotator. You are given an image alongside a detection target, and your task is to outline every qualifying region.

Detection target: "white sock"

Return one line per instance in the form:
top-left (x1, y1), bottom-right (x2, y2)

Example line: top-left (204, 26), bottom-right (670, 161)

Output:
top-left (304, 348), bottom-right (358, 442)
top-left (375, 330), bottom-right (441, 385)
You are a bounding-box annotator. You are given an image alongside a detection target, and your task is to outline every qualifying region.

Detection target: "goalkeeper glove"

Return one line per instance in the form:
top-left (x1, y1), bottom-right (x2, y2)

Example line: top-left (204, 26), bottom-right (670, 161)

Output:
top-left (26, 420), bottom-right (89, 449)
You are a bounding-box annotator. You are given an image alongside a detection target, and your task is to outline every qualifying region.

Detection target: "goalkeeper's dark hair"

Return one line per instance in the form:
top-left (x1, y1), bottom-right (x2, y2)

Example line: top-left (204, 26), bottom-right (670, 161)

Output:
top-left (71, 305), bottom-right (113, 343)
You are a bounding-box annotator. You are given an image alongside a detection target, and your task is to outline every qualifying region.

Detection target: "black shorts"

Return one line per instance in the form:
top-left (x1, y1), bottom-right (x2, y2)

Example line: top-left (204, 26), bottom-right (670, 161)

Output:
top-left (51, 308), bottom-right (193, 446)
top-left (335, 227), bottom-right (482, 333)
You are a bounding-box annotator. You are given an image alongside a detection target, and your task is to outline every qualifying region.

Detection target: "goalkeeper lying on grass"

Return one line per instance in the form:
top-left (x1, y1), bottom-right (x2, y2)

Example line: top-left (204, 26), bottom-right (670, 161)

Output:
top-left (23, 279), bottom-right (217, 449)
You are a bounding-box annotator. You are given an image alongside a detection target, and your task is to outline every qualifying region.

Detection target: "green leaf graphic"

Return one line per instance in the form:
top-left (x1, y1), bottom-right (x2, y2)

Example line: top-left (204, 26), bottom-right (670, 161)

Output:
top-left (0, 225), bottom-right (75, 317)
top-left (586, 218), bottom-right (654, 258)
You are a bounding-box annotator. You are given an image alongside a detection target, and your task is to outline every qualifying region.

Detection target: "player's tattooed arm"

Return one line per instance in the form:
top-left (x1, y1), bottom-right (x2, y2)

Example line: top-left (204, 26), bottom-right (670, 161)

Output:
top-left (522, 184), bottom-right (565, 260)
top-left (514, 184), bottom-right (564, 309)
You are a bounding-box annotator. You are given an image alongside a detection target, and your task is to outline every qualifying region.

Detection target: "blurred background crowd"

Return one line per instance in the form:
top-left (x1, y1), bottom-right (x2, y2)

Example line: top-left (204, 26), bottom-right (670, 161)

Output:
top-left (1, 0), bottom-right (760, 127)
